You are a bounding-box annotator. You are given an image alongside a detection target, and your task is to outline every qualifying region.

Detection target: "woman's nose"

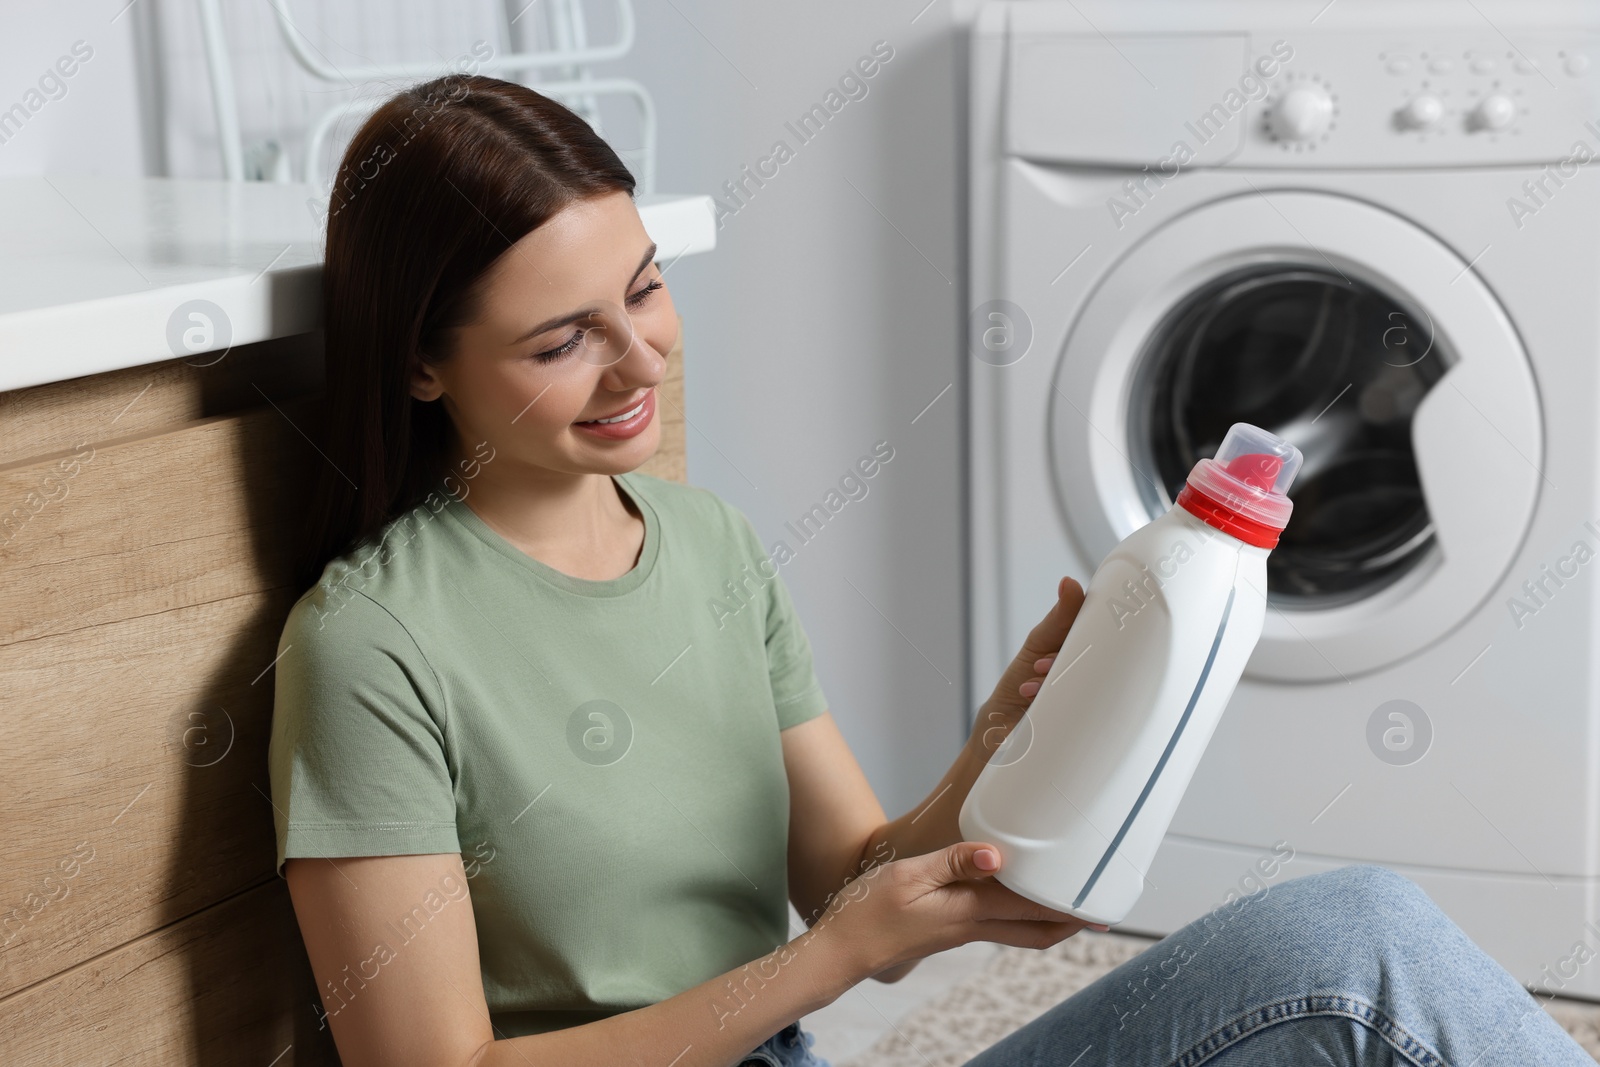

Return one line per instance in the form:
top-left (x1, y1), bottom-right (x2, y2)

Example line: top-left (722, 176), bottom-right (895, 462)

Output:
top-left (595, 318), bottom-right (667, 391)
top-left (601, 334), bottom-right (666, 392)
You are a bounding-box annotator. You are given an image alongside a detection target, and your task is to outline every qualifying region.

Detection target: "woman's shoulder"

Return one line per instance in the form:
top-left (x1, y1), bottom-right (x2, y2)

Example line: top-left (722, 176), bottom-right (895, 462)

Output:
top-left (297, 497), bottom-right (454, 616)
top-left (280, 567), bottom-right (412, 661)
top-left (282, 516), bottom-right (438, 660)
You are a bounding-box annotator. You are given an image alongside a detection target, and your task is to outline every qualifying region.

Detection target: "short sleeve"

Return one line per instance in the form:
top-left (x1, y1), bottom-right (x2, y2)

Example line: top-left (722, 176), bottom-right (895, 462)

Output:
top-left (267, 586), bottom-right (461, 878)
top-left (734, 513), bottom-right (830, 731)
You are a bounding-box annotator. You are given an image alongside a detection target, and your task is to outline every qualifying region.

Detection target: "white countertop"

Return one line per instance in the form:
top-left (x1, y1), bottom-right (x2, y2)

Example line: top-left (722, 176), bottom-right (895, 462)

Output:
top-left (0, 177), bottom-right (716, 394)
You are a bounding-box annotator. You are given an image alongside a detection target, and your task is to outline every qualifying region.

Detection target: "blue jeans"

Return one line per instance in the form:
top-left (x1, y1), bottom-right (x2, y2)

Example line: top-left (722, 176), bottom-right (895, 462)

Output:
top-left (745, 865), bottom-right (1592, 1066)
top-left (740, 1020), bottom-right (832, 1067)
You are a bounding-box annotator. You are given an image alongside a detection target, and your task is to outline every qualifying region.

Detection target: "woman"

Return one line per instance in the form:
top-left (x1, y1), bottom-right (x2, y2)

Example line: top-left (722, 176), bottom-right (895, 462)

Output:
top-left (268, 75), bottom-right (1592, 1067)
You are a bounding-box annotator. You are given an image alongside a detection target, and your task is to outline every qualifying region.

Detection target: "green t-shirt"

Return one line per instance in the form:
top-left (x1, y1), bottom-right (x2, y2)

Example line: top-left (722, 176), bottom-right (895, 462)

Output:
top-left (267, 471), bottom-right (830, 1037)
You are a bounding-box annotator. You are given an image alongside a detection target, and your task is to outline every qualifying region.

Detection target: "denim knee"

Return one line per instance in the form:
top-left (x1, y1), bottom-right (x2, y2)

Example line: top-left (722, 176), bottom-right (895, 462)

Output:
top-left (1245, 864), bottom-right (1459, 975)
top-left (1291, 864), bottom-right (1440, 929)
top-left (1171, 864), bottom-right (1446, 978)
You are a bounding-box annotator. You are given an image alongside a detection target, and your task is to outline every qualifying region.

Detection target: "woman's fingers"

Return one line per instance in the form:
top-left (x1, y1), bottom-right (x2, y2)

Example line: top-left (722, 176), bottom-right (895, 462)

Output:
top-left (985, 577), bottom-right (1085, 716)
top-left (961, 880), bottom-right (1081, 923)
top-left (909, 841), bottom-right (1002, 894)
top-left (971, 917), bottom-right (1091, 950)
top-left (958, 880), bottom-right (1112, 927)
top-left (1017, 655), bottom-right (1057, 698)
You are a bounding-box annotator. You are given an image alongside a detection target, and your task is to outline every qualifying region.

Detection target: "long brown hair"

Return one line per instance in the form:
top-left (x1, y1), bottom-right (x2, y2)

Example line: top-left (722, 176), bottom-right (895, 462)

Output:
top-left (292, 74), bottom-right (637, 592)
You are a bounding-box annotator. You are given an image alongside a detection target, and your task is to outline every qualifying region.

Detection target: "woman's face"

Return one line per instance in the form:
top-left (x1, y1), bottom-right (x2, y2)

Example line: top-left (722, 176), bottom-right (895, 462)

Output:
top-left (411, 189), bottom-right (679, 479)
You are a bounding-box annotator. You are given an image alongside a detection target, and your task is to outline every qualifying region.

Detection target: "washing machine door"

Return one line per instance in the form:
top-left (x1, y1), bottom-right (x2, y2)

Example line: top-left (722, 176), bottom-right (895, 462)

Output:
top-left (1050, 190), bottom-right (1543, 682)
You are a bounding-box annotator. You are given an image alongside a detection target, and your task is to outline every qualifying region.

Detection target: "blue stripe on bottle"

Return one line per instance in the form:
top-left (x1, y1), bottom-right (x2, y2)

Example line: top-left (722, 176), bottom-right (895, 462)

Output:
top-left (1071, 585), bottom-right (1237, 910)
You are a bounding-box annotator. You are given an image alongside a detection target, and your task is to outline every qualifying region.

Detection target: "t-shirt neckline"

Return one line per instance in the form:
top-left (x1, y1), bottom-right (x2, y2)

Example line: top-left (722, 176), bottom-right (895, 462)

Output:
top-left (442, 472), bottom-right (660, 598)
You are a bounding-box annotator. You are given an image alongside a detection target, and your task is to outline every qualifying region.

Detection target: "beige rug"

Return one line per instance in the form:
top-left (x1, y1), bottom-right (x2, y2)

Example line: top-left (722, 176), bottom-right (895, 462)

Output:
top-left (838, 931), bottom-right (1600, 1067)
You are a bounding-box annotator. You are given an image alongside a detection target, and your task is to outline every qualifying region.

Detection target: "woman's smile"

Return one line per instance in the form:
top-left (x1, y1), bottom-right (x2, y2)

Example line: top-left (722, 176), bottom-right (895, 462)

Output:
top-left (573, 387), bottom-right (656, 440)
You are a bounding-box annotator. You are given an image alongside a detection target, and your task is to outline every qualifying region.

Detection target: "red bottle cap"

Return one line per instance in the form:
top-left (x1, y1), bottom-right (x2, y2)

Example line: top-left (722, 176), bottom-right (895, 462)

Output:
top-left (1174, 424), bottom-right (1302, 549)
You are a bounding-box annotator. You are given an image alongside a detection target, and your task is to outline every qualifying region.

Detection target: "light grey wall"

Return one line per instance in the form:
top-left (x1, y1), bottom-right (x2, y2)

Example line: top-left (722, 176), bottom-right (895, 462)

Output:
top-left (611, 4), bottom-right (977, 816)
top-left (0, 0), bottom-right (990, 819)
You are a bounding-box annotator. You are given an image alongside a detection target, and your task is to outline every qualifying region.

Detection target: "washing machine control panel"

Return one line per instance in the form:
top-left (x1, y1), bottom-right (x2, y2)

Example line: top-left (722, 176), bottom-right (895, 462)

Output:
top-left (1249, 31), bottom-right (1600, 165)
top-left (1003, 27), bottom-right (1600, 169)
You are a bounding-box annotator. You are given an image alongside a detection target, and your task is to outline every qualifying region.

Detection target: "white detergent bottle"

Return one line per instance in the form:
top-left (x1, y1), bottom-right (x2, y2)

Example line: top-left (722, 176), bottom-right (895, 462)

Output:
top-left (958, 422), bottom-right (1303, 925)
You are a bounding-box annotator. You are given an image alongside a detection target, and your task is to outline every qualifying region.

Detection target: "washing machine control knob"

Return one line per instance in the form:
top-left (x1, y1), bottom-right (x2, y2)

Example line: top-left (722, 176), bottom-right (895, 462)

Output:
top-left (1396, 93), bottom-right (1445, 131)
top-left (1469, 93), bottom-right (1517, 131)
top-left (1268, 84), bottom-right (1334, 141)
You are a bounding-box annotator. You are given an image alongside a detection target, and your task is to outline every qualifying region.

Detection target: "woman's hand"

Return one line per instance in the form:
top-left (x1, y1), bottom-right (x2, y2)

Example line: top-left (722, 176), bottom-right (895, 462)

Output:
top-left (818, 574), bottom-right (1089, 965)
top-left (813, 840), bottom-right (1106, 985)
top-left (972, 576), bottom-right (1085, 752)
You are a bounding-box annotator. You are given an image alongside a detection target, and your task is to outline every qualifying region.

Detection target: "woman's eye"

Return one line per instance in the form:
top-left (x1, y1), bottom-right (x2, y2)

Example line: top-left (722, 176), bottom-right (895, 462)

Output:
top-left (626, 278), bottom-right (663, 308)
top-left (529, 279), bottom-right (662, 362)
top-left (530, 333), bottom-right (583, 362)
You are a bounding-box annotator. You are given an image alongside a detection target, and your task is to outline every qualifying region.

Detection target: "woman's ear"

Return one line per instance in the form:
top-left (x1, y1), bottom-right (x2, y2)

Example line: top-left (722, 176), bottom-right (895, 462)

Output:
top-left (408, 352), bottom-right (446, 402)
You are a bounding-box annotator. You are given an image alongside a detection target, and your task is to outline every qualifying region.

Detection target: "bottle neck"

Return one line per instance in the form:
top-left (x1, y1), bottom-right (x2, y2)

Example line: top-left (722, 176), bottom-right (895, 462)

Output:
top-left (1175, 482), bottom-right (1284, 549)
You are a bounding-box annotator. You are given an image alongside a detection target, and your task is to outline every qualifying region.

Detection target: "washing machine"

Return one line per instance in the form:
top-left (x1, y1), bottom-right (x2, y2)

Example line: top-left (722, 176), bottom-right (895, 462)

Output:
top-left (968, 0), bottom-right (1600, 998)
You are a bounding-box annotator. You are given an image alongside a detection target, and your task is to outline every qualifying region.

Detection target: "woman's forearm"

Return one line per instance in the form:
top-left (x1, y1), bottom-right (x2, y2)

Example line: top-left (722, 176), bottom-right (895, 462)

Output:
top-left (863, 577), bottom-right (1080, 872)
top-left (840, 722), bottom-right (1000, 984)
top-left (854, 715), bottom-right (1000, 877)
top-left (477, 915), bottom-right (860, 1067)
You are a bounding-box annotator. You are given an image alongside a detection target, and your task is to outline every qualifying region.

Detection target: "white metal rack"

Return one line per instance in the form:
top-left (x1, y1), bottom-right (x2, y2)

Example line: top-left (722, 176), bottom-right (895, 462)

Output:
top-left (195, 0), bottom-right (657, 194)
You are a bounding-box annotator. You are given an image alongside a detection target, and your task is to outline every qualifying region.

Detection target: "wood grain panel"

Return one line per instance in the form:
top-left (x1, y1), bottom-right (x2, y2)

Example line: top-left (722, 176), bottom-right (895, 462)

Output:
top-left (0, 332), bottom-right (323, 471)
top-left (0, 588), bottom-right (297, 998)
top-left (0, 878), bottom-right (339, 1066)
top-left (0, 397), bottom-right (318, 648)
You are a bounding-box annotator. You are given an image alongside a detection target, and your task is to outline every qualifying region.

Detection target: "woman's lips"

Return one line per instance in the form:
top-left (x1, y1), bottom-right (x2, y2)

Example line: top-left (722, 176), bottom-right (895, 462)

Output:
top-left (573, 389), bottom-right (656, 440)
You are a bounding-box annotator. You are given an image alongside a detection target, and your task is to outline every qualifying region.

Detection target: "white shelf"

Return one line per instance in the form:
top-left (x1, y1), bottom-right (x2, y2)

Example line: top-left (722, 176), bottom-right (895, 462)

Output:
top-left (0, 177), bottom-right (715, 393)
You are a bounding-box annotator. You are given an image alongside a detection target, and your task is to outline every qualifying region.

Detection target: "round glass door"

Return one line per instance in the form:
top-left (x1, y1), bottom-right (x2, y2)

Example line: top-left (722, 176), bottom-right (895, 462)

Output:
top-left (1129, 265), bottom-right (1450, 610)
top-left (1049, 191), bottom-right (1542, 681)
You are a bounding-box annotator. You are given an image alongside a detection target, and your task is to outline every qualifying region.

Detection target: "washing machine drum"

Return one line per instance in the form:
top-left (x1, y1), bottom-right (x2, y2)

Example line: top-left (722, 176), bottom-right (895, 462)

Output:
top-left (1048, 191), bottom-right (1541, 680)
top-left (1137, 267), bottom-right (1445, 609)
